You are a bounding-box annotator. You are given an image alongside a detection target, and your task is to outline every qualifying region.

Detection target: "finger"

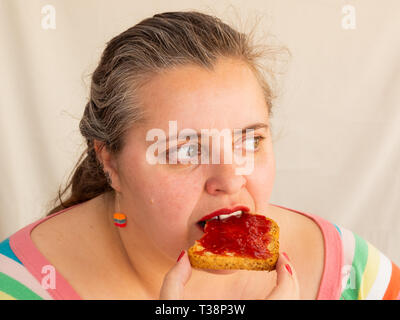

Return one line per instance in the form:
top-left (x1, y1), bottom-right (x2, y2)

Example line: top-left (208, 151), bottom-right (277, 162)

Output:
top-left (159, 250), bottom-right (192, 300)
top-left (266, 252), bottom-right (300, 300)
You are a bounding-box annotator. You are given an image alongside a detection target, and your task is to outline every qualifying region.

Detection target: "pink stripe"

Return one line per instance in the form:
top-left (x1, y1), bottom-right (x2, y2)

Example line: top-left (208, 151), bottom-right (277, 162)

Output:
top-left (0, 253), bottom-right (53, 299)
top-left (270, 204), bottom-right (343, 300)
top-left (9, 205), bottom-right (83, 300)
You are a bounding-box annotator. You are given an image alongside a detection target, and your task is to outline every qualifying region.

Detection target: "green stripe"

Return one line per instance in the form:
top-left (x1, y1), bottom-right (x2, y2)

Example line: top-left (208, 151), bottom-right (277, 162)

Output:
top-left (341, 233), bottom-right (369, 300)
top-left (0, 272), bottom-right (43, 300)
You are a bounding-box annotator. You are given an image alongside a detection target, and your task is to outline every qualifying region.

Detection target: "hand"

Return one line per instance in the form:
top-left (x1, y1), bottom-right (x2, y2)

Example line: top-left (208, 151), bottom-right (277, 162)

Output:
top-left (159, 250), bottom-right (192, 299)
top-left (264, 252), bottom-right (300, 300)
top-left (159, 251), bottom-right (300, 300)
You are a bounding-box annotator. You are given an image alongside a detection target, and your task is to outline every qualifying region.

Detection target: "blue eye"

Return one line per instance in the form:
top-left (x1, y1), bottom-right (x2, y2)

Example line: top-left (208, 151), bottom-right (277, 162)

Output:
top-left (168, 143), bottom-right (201, 164)
top-left (178, 144), bottom-right (198, 160)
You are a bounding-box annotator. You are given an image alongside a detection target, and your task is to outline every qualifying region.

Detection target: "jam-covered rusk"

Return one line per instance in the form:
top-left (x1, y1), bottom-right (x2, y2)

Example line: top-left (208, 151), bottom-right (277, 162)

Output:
top-left (188, 212), bottom-right (279, 271)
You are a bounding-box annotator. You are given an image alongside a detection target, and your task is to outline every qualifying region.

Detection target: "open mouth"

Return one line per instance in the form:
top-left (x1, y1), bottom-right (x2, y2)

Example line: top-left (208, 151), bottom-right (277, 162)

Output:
top-left (196, 210), bottom-right (244, 231)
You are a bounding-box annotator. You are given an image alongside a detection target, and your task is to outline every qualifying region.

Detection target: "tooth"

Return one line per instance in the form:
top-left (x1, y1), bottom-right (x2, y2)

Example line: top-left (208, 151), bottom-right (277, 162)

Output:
top-left (219, 211), bottom-right (242, 220)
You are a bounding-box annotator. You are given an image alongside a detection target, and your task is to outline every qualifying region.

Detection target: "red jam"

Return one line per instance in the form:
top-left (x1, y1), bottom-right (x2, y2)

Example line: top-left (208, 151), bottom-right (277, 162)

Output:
top-left (197, 212), bottom-right (272, 259)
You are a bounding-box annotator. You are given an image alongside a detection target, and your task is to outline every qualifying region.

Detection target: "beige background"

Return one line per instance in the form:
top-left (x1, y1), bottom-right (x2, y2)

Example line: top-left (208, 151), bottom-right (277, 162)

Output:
top-left (0, 0), bottom-right (399, 265)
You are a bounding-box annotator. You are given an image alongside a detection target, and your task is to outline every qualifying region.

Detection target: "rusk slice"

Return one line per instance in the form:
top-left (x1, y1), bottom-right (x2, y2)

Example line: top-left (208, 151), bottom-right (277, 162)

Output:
top-left (188, 213), bottom-right (279, 271)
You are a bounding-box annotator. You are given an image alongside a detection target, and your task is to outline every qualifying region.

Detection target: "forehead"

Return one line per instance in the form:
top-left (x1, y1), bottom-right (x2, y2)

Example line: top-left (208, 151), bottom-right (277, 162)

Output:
top-left (138, 58), bottom-right (268, 131)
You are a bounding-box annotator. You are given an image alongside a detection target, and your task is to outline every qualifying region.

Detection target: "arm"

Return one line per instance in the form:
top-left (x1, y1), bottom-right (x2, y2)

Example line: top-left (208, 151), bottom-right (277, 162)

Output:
top-left (336, 224), bottom-right (400, 300)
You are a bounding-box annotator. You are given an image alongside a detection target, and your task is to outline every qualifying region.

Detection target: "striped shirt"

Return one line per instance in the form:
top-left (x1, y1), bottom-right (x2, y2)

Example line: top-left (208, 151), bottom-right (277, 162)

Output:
top-left (0, 203), bottom-right (399, 299)
top-left (337, 224), bottom-right (400, 300)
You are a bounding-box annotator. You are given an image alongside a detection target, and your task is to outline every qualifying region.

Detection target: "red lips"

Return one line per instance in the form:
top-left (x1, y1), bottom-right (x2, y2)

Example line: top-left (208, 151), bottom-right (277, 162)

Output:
top-left (199, 206), bottom-right (250, 222)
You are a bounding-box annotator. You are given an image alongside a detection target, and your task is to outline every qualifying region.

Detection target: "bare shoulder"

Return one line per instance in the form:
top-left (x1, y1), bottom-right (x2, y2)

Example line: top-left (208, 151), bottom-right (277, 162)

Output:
top-left (31, 196), bottom-right (155, 299)
top-left (268, 204), bottom-right (325, 299)
top-left (30, 196), bottom-right (115, 285)
top-left (32, 198), bottom-right (96, 242)
top-left (31, 200), bottom-right (99, 266)
top-left (30, 196), bottom-right (130, 298)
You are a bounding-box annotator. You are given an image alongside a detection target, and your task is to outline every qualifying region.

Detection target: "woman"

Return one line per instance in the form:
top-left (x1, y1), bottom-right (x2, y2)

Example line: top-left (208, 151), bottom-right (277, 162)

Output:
top-left (0, 11), bottom-right (399, 300)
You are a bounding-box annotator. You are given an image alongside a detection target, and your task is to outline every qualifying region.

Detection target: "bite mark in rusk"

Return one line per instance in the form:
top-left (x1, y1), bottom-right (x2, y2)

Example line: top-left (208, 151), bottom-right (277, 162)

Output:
top-left (189, 211), bottom-right (279, 271)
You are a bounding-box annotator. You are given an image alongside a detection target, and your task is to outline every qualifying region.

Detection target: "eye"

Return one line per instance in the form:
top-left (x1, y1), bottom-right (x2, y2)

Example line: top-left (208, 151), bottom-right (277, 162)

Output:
top-left (167, 143), bottom-right (201, 164)
top-left (235, 135), bottom-right (265, 152)
top-left (177, 144), bottom-right (198, 161)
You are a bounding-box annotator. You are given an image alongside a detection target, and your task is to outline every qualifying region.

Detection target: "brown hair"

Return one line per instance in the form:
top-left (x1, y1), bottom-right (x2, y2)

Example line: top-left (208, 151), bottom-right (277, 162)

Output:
top-left (45, 10), bottom-right (289, 216)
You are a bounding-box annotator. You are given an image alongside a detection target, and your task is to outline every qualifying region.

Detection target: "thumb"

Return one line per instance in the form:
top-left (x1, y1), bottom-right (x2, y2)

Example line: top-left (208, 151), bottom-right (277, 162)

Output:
top-left (266, 252), bottom-right (300, 300)
top-left (159, 250), bottom-right (192, 300)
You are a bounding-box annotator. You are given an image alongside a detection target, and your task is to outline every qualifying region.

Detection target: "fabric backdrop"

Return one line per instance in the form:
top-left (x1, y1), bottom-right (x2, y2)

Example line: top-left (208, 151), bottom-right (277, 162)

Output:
top-left (0, 0), bottom-right (399, 265)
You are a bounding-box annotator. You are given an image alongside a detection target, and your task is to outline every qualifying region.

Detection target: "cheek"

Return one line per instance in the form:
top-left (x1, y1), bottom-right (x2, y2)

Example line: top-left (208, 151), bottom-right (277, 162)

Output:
top-left (123, 164), bottom-right (204, 254)
top-left (145, 173), bottom-right (205, 251)
top-left (151, 173), bottom-right (202, 220)
top-left (125, 161), bottom-right (204, 225)
top-left (121, 148), bottom-right (200, 212)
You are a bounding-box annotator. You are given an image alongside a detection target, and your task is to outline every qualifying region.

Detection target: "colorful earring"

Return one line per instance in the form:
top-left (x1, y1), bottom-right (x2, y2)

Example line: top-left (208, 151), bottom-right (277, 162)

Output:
top-left (113, 212), bottom-right (127, 227)
top-left (113, 193), bottom-right (126, 227)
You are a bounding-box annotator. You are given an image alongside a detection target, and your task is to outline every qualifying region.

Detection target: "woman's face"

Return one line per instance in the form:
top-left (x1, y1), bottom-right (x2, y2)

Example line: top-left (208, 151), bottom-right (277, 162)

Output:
top-left (112, 57), bottom-right (276, 261)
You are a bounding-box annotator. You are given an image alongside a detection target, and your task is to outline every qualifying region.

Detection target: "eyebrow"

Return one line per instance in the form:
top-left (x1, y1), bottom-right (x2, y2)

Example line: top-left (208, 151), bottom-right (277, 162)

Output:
top-left (242, 123), bottom-right (269, 132)
top-left (156, 122), bottom-right (269, 144)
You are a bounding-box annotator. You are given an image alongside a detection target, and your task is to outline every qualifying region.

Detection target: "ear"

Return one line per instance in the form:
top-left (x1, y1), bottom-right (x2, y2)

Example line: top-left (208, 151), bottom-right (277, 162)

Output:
top-left (94, 139), bottom-right (122, 192)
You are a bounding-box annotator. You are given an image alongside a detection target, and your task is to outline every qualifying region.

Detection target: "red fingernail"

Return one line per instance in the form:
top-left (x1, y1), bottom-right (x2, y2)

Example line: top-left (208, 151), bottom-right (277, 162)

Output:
top-left (177, 250), bottom-right (185, 262)
top-left (285, 264), bottom-right (292, 275)
top-left (282, 252), bottom-right (290, 261)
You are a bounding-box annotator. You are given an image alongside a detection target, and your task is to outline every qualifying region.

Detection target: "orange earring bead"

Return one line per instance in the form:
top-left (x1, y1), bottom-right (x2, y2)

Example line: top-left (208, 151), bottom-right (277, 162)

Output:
top-left (113, 212), bottom-right (127, 227)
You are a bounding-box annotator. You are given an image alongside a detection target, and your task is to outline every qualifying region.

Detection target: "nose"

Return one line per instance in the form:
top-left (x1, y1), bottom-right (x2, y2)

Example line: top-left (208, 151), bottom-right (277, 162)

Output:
top-left (205, 164), bottom-right (247, 196)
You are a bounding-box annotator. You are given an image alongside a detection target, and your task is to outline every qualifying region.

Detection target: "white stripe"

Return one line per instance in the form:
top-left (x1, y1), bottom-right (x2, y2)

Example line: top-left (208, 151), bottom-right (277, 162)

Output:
top-left (0, 253), bottom-right (53, 299)
top-left (365, 251), bottom-right (392, 300)
top-left (338, 225), bottom-right (356, 294)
